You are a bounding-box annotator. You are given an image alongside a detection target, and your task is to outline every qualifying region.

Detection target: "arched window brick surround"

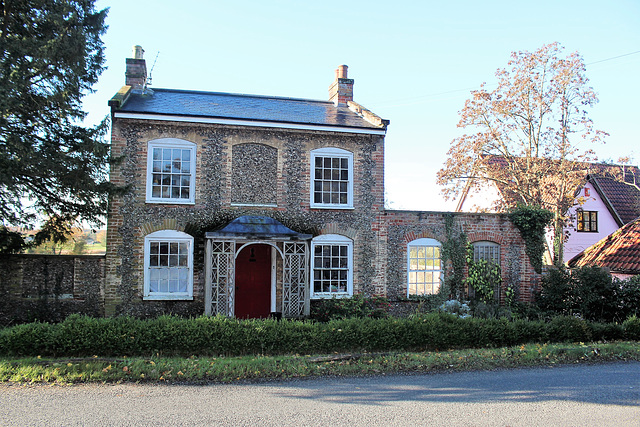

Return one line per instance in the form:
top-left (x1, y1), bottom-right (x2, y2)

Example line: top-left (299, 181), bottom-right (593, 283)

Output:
top-left (467, 231), bottom-right (505, 246)
top-left (140, 219), bottom-right (186, 236)
top-left (318, 223), bottom-right (358, 240)
top-left (402, 231), bottom-right (442, 244)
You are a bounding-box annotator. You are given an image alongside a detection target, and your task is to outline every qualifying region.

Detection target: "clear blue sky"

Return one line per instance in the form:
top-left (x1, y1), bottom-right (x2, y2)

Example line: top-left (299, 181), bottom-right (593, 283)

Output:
top-left (84, 0), bottom-right (640, 211)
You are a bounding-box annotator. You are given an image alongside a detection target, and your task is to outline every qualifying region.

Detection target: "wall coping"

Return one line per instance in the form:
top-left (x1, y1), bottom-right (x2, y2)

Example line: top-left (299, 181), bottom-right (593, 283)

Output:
top-left (1, 254), bottom-right (106, 259)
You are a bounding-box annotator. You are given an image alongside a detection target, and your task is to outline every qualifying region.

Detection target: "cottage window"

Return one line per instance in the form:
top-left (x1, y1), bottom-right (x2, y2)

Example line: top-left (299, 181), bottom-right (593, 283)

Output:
top-left (310, 148), bottom-right (353, 209)
top-left (472, 241), bottom-right (500, 264)
top-left (577, 210), bottom-right (598, 232)
top-left (143, 230), bottom-right (193, 300)
top-left (407, 238), bottom-right (442, 296)
top-left (311, 234), bottom-right (353, 298)
top-left (146, 139), bottom-right (196, 204)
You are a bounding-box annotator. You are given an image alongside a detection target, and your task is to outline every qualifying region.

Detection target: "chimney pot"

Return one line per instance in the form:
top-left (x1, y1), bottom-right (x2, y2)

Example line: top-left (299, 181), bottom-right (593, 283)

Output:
top-left (125, 45), bottom-right (147, 91)
top-left (328, 64), bottom-right (354, 106)
top-left (132, 45), bottom-right (145, 60)
top-left (336, 65), bottom-right (348, 79)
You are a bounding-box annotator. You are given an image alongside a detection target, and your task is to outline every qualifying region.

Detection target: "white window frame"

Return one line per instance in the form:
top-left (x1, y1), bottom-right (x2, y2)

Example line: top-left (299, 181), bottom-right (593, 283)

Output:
top-left (310, 234), bottom-right (353, 299)
top-left (143, 230), bottom-right (194, 300)
top-left (310, 147), bottom-right (354, 209)
top-left (146, 138), bottom-right (196, 204)
top-left (407, 238), bottom-right (443, 297)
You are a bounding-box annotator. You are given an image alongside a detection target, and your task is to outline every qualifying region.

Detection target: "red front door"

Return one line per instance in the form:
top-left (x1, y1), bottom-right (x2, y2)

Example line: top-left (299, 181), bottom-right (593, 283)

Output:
top-left (235, 244), bottom-right (272, 319)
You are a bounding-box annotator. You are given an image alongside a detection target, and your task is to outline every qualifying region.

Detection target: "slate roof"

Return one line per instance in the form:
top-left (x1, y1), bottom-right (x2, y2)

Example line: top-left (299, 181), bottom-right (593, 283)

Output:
top-left (205, 216), bottom-right (312, 240)
top-left (568, 217), bottom-right (640, 274)
top-left (114, 88), bottom-right (385, 130)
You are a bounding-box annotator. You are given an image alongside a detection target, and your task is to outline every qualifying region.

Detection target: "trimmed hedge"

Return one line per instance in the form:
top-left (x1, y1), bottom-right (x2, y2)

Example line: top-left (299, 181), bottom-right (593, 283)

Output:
top-left (0, 313), bottom-right (636, 358)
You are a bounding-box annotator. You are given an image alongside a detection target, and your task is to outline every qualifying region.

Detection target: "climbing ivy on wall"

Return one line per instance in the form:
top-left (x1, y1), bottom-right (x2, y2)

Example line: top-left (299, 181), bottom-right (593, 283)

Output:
top-left (441, 214), bottom-right (468, 300)
top-left (509, 205), bottom-right (554, 274)
top-left (465, 244), bottom-right (502, 304)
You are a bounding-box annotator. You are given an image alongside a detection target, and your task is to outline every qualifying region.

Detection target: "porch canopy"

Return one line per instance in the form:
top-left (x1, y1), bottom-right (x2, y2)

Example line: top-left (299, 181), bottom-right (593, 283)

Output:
top-left (204, 216), bottom-right (312, 318)
top-left (205, 215), bottom-right (312, 241)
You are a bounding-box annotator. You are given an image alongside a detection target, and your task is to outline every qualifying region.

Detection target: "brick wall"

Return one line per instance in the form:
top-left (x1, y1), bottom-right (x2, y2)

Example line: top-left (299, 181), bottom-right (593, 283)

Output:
top-left (0, 254), bottom-right (105, 326)
top-left (382, 210), bottom-right (540, 303)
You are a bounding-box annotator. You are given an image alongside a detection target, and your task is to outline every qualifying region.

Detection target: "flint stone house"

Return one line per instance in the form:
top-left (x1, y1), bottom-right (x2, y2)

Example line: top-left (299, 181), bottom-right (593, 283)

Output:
top-left (105, 46), bottom-right (538, 319)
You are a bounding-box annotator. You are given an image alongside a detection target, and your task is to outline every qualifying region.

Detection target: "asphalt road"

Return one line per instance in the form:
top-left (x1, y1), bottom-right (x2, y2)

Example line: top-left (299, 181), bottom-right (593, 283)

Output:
top-left (1, 362), bottom-right (638, 426)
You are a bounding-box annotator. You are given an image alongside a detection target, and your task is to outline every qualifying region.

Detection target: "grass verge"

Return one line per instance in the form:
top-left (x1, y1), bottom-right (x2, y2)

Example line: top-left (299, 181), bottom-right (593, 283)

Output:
top-left (1, 341), bottom-right (638, 385)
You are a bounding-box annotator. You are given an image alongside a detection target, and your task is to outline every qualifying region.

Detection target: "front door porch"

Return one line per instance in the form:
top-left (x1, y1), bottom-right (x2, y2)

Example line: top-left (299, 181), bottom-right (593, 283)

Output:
top-left (204, 216), bottom-right (312, 318)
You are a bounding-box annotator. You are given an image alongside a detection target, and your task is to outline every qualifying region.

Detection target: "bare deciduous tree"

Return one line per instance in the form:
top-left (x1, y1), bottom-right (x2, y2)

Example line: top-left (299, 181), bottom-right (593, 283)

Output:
top-left (438, 43), bottom-right (607, 264)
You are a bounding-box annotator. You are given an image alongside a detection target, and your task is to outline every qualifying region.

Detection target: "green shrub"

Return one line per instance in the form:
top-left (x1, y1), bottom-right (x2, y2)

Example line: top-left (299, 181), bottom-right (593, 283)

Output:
top-left (616, 276), bottom-right (640, 320)
top-left (623, 316), bottom-right (640, 341)
top-left (536, 266), bottom-right (573, 315)
top-left (545, 316), bottom-right (591, 343)
top-left (588, 322), bottom-right (624, 341)
top-left (536, 266), bottom-right (635, 323)
top-left (0, 313), bottom-right (630, 358)
top-left (309, 294), bottom-right (391, 322)
top-left (571, 266), bottom-right (617, 323)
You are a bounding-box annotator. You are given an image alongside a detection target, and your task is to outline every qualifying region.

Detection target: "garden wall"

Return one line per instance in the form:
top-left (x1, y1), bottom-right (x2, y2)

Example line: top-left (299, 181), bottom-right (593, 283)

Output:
top-left (0, 254), bottom-right (105, 326)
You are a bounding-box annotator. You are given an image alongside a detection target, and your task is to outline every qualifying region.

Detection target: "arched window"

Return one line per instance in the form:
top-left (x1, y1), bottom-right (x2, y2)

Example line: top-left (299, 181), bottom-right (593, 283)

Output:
top-left (146, 138), bottom-right (196, 204)
top-left (407, 238), bottom-right (442, 296)
top-left (472, 240), bottom-right (500, 264)
top-left (143, 230), bottom-right (194, 300)
top-left (310, 147), bottom-right (353, 208)
top-left (311, 234), bottom-right (353, 298)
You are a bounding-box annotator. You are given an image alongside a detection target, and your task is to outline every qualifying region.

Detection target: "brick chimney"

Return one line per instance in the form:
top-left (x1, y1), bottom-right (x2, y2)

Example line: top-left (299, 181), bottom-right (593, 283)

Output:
top-left (125, 45), bottom-right (147, 91)
top-left (328, 65), bottom-right (354, 106)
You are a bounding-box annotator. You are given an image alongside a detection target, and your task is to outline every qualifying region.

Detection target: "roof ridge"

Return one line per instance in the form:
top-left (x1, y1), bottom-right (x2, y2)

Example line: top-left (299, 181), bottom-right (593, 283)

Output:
top-left (150, 87), bottom-right (333, 105)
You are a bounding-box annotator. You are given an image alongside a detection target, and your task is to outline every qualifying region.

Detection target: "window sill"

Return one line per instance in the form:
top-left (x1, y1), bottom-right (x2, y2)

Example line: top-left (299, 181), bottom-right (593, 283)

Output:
top-left (146, 199), bottom-right (195, 205)
top-left (143, 295), bottom-right (194, 301)
top-left (310, 205), bottom-right (354, 210)
top-left (311, 293), bottom-right (352, 300)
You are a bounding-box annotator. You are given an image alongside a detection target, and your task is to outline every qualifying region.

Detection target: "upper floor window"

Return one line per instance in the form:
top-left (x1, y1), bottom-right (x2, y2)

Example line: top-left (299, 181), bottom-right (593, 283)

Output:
top-left (577, 210), bottom-right (598, 232)
top-left (311, 234), bottom-right (353, 298)
top-left (143, 230), bottom-right (194, 300)
top-left (407, 238), bottom-right (442, 296)
top-left (310, 147), bottom-right (353, 209)
top-left (472, 241), bottom-right (500, 264)
top-left (146, 139), bottom-right (196, 204)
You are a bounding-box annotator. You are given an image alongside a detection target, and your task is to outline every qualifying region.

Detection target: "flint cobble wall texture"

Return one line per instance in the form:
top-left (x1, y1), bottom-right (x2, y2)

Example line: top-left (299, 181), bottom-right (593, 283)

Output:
top-left (105, 119), bottom-right (386, 317)
top-left (0, 255), bottom-right (104, 326)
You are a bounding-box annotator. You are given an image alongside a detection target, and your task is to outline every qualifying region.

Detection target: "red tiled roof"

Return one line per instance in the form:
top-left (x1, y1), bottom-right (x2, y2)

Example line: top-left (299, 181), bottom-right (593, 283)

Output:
top-left (590, 175), bottom-right (640, 225)
top-left (568, 217), bottom-right (640, 274)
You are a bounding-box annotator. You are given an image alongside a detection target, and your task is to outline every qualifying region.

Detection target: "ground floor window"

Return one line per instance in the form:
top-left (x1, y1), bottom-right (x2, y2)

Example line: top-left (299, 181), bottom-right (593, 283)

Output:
top-left (468, 240), bottom-right (501, 301)
top-left (144, 230), bottom-right (193, 300)
top-left (407, 238), bottom-right (442, 296)
top-left (472, 240), bottom-right (500, 264)
top-left (311, 234), bottom-right (353, 298)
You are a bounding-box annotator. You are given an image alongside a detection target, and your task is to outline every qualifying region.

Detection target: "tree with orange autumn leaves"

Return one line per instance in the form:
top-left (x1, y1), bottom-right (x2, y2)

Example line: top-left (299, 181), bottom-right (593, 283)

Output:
top-left (437, 43), bottom-right (608, 265)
